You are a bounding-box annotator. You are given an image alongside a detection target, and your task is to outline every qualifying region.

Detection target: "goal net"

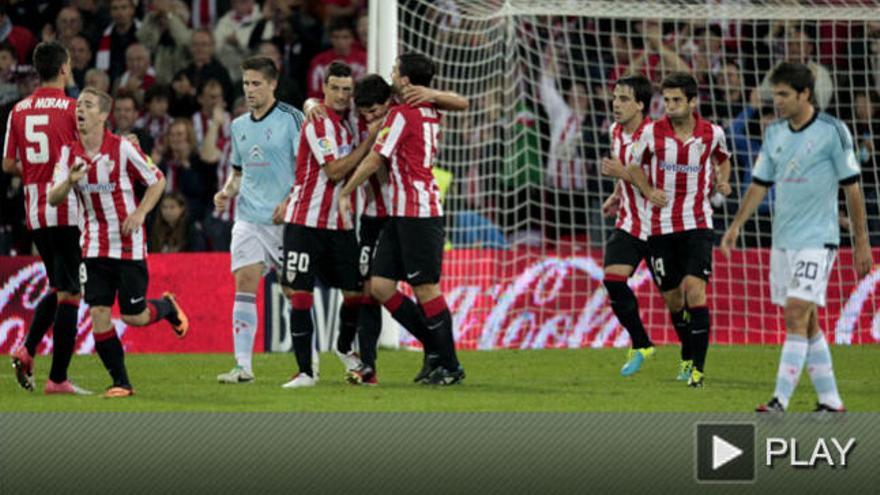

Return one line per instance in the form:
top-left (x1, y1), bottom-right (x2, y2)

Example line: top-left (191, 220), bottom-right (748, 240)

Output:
top-left (394, 0), bottom-right (880, 348)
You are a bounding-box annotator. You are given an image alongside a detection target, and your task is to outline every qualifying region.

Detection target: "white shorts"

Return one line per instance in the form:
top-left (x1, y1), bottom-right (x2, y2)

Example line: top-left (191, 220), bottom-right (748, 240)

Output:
top-left (769, 247), bottom-right (837, 307)
top-left (230, 220), bottom-right (284, 273)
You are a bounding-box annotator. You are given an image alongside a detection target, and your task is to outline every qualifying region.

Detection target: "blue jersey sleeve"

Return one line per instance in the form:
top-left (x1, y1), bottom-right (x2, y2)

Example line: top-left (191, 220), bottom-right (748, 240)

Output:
top-left (829, 120), bottom-right (860, 182)
top-left (230, 121), bottom-right (243, 169)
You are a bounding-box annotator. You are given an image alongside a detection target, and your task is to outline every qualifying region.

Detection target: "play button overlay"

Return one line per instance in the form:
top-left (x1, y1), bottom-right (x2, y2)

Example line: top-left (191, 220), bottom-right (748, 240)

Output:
top-left (696, 423), bottom-right (755, 483)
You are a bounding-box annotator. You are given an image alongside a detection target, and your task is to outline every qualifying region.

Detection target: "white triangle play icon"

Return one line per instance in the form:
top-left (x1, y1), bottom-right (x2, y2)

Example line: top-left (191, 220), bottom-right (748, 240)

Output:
top-left (712, 435), bottom-right (743, 470)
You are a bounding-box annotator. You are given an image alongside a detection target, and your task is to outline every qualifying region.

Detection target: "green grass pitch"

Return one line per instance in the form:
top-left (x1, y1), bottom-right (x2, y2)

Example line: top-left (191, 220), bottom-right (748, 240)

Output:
top-left (2, 346), bottom-right (878, 412)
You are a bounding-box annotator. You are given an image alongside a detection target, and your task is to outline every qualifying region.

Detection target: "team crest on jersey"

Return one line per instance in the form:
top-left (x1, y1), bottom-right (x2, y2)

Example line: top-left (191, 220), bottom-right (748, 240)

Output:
top-left (249, 145), bottom-right (264, 162)
top-left (103, 159), bottom-right (115, 173)
top-left (266, 128), bottom-right (273, 141)
top-left (804, 141), bottom-right (814, 154)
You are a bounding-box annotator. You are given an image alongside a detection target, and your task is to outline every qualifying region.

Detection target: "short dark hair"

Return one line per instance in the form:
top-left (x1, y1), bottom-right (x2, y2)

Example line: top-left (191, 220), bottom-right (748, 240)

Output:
top-left (241, 55), bottom-right (278, 81)
top-left (32, 41), bottom-right (69, 82)
top-left (114, 90), bottom-right (138, 109)
top-left (324, 61), bottom-right (352, 82)
top-left (144, 83), bottom-right (171, 104)
top-left (661, 71), bottom-right (698, 101)
top-left (615, 74), bottom-right (652, 112)
top-left (769, 62), bottom-right (815, 97)
top-left (397, 52), bottom-right (435, 87)
top-left (327, 16), bottom-right (354, 35)
top-left (354, 74), bottom-right (392, 108)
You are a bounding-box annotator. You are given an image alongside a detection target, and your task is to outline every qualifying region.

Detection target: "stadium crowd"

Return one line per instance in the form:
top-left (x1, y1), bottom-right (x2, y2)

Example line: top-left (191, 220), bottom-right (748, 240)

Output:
top-left (2, 2), bottom-right (880, 255)
top-left (0, 0), bottom-right (368, 255)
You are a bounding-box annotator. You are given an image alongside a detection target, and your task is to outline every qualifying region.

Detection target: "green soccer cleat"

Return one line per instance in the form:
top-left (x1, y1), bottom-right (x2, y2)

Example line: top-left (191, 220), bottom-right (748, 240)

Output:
top-left (688, 369), bottom-right (704, 388)
top-left (676, 360), bottom-right (693, 381)
top-left (620, 346), bottom-right (656, 377)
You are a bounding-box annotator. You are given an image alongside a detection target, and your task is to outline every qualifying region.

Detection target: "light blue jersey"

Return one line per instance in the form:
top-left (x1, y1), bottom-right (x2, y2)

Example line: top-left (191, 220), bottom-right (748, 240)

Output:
top-left (230, 101), bottom-right (304, 225)
top-left (752, 112), bottom-right (861, 249)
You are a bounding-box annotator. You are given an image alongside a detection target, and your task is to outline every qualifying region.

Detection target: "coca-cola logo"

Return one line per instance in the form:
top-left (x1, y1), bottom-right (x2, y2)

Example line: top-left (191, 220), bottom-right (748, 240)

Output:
top-left (0, 262), bottom-right (127, 354)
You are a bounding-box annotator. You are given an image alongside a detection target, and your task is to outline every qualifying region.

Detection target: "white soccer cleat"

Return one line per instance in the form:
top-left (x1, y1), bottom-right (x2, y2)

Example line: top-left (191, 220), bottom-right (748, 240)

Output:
top-left (281, 372), bottom-right (317, 389)
top-left (336, 350), bottom-right (362, 372)
top-left (217, 366), bottom-right (255, 384)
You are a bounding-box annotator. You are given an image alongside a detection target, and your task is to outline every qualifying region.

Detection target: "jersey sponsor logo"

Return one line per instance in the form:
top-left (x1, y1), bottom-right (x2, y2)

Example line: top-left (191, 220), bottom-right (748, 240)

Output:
top-left (659, 161), bottom-right (701, 174)
top-left (80, 183), bottom-right (116, 193)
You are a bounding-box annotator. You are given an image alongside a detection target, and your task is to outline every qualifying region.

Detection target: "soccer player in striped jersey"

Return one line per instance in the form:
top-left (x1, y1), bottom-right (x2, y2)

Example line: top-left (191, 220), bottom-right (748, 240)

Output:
top-left (599, 74), bottom-right (658, 376)
top-left (280, 62), bottom-right (377, 388)
top-left (4, 41), bottom-right (86, 394)
top-left (721, 62), bottom-right (872, 413)
top-left (215, 56), bottom-right (305, 384)
top-left (339, 53), bottom-right (465, 385)
top-left (48, 87), bottom-right (189, 398)
top-left (623, 72), bottom-right (732, 387)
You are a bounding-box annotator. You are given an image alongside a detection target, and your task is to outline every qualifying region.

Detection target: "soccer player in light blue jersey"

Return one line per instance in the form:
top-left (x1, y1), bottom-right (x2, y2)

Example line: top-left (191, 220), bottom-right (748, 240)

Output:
top-left (721, 62), bottom-right (873, 413)
top-left (214, 56), bottom-right (305, 384)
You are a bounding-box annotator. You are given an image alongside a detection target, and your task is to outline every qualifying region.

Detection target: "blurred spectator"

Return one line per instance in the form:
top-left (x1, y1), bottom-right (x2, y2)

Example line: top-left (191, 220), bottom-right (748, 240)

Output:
top-left (84, 68), bottom-right (110, 93)
top-left (137, 0), bottom-right (193, 85)
top-left (201, 96), bottom-right (245, 251)
top-left (759, 24), bottom-right (834, 110)
top-left (306, 16), bottom-right (366, 98)
top-left (729, 88), bottom-right (776, 217)
top-left (4, 1), bottom-right (61, 40)
top-left (852, 91), bottom-right (880, 244)
top-left (181, 29), bottom-right (236, 109)
top-left (701, 60), bottom-right (746, 127)
top-left (215, 0), bottom-right (274, 83)
top-left (190, 0), bottom-right (230, 30)
top-left (159, 118), bottom-right (213, 222)
top-left (73, 0), bottom-right (110, 44)
top-left (149, 192), bottom-right (206, 253)
top-left (323, 0), bottom-right (363, 20)
top-left (68, 35), bottom-right (92, 90)
top-left (0, 6), bottom-right (37, 65)
top-left (169, 69), bottom-right (199, 118)
top-left (96, 0), bottom-right (141, 84)
top-left (355, 10), bottom-right (368, 50)
top-left (114, 42), bottom-right (156, 104)
top-left (250, 0), bottom-right (322, 97)
top-left (257, 40), bottom-right (304, 107)
top-left (0, 42), bottom-right (19, 105)
top-left (191, 79), bottom-right (230, 148)
top-left (137, 84), bottom-right (173, 154)
top-left (42, 7), bottom-right (84, 48)
top-left (113, 92), bottom-right (154, 155)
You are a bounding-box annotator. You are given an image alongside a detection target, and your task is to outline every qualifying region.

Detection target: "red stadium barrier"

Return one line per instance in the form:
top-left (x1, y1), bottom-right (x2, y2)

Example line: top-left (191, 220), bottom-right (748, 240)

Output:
top-left (1, 248), bottom-right (877, 354)
top-left (0, 254), bottom-right (260, 354)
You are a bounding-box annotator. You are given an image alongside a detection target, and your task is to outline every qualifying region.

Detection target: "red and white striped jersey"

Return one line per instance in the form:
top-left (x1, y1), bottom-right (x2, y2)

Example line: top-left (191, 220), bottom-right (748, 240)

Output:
top-left (192, 110), bottom-right (230, 148)
top-left (630, 114), bottom-right (730, 235)
top-left (373, 103), bottom-right (443, 218)
top-left (356, 115), bottom-right (389, 218)
top-left (540, 74), bottom-right (586, 191)
top-left (3, 87), bottom-right (79, 230)
top-left (54, 130), bottom-right (164, 260)
top-left (610, 118), bottom-right (651, 240)
top-left (283, 109), bottom-right (355, 230)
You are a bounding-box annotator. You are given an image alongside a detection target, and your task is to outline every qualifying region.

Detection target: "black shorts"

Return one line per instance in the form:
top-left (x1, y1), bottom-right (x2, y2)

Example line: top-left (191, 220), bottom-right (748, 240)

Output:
top-left (372, 216), bottom-right (444, 286)
top-left (31, 226), bottom-right (82, 294)
top-left (647, 228), bottom-right (714, 291)
top-left (603, 229), bottom-right (650, 269)
top-left (81, 258), bottom-right (149, 314)
top-left (282, 224), bottom-right (362, 292)
top-left (358, 216), bottom-right (389, 281)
